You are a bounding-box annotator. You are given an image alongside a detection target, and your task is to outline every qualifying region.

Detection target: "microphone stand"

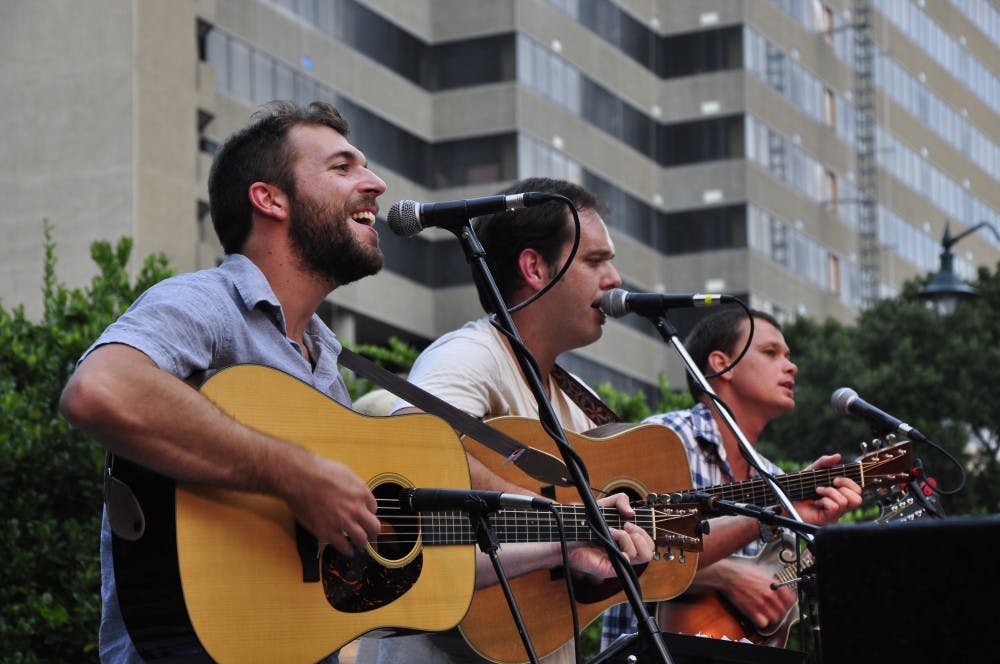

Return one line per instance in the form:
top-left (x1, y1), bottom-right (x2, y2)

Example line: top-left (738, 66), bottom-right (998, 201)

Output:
top-left (680, 492), bottom-right (819, 538)
top-left (451, 221), bottom-right (673, 664)
top-left (465, 496), bottom-right (541, 664)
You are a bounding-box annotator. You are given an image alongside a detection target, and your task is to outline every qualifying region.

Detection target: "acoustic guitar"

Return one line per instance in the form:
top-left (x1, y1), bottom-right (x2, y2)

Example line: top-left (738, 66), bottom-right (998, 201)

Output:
top-left (656, 442), bottom-right (917, 647)
top-left (110, 365), bottom-right (702, 663)
top-left (459, 418), bottom-right (701, 663)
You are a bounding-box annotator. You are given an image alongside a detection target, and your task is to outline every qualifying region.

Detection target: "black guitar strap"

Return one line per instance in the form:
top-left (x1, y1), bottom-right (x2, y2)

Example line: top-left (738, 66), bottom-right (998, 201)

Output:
top-left (338, 347), bottom-right (571, 487)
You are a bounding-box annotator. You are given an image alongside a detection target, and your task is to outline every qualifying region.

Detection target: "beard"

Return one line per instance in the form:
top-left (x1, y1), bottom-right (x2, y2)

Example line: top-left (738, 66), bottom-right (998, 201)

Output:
top-left (287, 192), bottom-right (383, 286)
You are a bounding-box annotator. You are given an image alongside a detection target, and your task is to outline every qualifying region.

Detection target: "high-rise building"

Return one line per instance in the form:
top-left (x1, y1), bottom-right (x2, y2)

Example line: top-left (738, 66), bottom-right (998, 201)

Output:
top-left (4, 0), bottom-right (999, 397)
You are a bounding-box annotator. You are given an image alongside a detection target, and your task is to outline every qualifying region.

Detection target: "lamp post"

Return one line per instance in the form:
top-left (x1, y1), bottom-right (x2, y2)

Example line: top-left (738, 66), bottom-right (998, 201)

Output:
top-left (917, 221), bottom-right (1000, 315)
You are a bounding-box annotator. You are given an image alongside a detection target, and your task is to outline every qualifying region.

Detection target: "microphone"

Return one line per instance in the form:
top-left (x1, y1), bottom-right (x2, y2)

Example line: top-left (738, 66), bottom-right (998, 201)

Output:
top-left (387, 192), bottom-right (552, 237)
top-left (830, 387), bottom-right (928, 443)
top-left (398, 488), bottom-right (551, 513)
top-left (599, 288), bottom-right (735, 318)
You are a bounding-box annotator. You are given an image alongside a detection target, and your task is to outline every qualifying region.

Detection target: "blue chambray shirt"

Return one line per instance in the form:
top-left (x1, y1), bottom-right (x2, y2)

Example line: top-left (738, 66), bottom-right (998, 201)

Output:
top-left (85, 254), bottom-right (349, 662)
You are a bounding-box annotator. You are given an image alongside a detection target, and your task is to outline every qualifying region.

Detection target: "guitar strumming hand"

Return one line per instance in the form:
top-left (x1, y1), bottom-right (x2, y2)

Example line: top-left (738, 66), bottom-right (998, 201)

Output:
top-left (686, 552), bottom-right (798, 635)
top-left (469, 491), bottom-right (661, 588)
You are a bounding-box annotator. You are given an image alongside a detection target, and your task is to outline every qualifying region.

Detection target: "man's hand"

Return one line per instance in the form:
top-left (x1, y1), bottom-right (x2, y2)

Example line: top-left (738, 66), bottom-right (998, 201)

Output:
top-left (794, 453), bottom-right (863, 525)
top-left (566, 493), bottom-right (655, 580)
top-left (693, 557), bottom-right (797, 631)
top-left (281, 454), bottom-right (382, 557)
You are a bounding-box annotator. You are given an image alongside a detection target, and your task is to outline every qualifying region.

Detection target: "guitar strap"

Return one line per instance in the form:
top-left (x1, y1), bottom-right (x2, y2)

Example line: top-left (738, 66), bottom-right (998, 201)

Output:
top-left (338, 347), bottom-right (572, 487)
top-left (551, 364), bottom-right (623, 425)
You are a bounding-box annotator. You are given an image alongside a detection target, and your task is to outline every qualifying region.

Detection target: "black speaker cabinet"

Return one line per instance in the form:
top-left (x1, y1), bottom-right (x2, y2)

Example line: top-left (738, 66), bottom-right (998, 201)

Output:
top-left (814, 515), bottom-right (1000, 663)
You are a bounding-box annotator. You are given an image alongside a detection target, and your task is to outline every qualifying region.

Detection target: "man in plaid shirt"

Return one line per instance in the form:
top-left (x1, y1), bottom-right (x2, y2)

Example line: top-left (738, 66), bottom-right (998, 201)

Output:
top-left (601, 308), bottom-right (863, 650)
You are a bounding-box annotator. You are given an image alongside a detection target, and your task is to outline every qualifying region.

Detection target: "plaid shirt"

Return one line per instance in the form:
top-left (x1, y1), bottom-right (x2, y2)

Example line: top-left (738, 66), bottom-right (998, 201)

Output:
top-left (600, 403), bottom-right (784, 650)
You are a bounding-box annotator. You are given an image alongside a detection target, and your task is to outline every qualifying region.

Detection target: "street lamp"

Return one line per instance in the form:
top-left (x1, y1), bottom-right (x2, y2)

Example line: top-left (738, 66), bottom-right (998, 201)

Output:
top-left (917, 221), bottom-right (999, 315)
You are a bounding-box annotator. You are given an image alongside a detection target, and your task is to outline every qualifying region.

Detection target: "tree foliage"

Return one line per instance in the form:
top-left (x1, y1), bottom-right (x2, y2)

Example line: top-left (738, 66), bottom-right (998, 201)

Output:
top-left (0, 223), bottom-right (173, 661)
top-left (594, 373), bottom-right (693, 423)
top-left (763, 261), bottom-right (1000, 516)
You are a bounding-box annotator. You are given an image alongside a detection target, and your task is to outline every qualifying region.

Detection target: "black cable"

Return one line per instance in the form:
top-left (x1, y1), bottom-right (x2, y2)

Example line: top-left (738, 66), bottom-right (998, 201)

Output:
top-left (909, 438), bottom-right (966, 496)
top-left (506, 194), bottom-right (582, 314)
top-left (546, 503), bottom-right (583, 664)
top-left (702, 297), bottom-right (755, 381)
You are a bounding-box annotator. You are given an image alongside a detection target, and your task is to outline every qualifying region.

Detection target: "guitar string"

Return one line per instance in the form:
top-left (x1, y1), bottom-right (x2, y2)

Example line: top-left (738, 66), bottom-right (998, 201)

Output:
top-left (351, 500), bottom-right (700, 546)
top-left (677, 446), bottom-right (909, 505)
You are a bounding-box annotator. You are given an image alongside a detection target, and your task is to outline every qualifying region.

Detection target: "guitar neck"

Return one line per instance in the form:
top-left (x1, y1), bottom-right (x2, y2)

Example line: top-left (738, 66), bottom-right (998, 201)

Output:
top-left (418, 505), bottom-right (641, 546)
top-left (702, 462), bottom-right (863, 505)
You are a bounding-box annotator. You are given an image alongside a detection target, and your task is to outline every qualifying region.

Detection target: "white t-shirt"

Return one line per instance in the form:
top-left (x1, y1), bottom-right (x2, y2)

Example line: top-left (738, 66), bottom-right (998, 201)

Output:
top-left (392, 317), bottom-right (595, 434)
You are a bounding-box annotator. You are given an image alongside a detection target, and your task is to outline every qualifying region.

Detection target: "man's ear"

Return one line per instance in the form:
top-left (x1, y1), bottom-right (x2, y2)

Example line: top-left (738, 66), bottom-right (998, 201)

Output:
top-left (706, 349), bottom-right (734, 382)
top-left (248, 182), bottom-right (289, 222)
top-left (517, 248), bottom-right (550, 291)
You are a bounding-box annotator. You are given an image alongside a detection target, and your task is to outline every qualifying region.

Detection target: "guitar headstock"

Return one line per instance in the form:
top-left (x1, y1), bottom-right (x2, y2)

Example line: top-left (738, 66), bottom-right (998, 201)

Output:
top-left (854, 437), bottom-right (914, 490)
top-left (870, 476), bottom-right (945, 524)
top-left (637, 501), bottom-right (704, 555)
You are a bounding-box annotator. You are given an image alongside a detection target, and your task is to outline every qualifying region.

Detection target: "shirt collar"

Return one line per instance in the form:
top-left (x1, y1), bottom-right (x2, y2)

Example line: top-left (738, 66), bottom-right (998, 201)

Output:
top-left (222, 254), bottom-right (282, 315)
top-left (220, 254), bottom-right (341, 354)
top-left (690, 402), bottom-right (723, 449)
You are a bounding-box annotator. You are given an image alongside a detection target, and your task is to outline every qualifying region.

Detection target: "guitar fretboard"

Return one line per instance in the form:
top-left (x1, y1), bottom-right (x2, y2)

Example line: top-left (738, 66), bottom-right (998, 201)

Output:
top-left (672, 442), bottom-right (912, 507)
top-left (704, 463), bottom-right (864, 505)
top-left (416, 505), bottom-right (631, 546)
top-left (379, 502), bottom-right (701, 550)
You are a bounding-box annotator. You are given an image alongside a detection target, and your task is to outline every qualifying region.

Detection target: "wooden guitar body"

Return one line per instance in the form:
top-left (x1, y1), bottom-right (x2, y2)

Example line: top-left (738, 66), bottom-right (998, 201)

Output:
top-left (112, 365), bottom-right (474, 663)
top-left (459, 418), bottom-right (699, 663)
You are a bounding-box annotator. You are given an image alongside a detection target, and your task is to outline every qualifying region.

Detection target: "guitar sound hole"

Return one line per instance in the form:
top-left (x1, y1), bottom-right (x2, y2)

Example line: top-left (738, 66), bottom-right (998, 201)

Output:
top-left (372, 482), bottom-right (419, 563)
top-left (320, 481), bottom-right (423, 613)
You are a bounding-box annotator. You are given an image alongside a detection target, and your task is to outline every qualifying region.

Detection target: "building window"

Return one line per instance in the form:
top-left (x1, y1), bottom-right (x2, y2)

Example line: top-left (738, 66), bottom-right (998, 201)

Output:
top-left (828, 254), bottom-right (841, 295)
top-left (820, 4), bottom-right (835, 44)
top-left (823, 170), bottom-right (838, 211)
top-left (653, 205), bottom-right (748, 256)
top-left (824, 87), bottom-right (836, 127)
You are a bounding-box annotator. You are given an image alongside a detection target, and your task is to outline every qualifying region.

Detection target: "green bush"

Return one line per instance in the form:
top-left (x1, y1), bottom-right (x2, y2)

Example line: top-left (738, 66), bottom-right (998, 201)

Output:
top-left (0, 224), bottom-right (172, 661)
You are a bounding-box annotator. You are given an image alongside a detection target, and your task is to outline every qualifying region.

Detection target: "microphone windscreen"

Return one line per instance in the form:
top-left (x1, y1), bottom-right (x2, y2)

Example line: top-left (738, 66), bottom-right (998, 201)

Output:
top-left (599, 288), bottom-right (629, 318)
top-left (830, 387), bottom-right (857, 414)
top-left (387, 200), bottom-right (421, 237)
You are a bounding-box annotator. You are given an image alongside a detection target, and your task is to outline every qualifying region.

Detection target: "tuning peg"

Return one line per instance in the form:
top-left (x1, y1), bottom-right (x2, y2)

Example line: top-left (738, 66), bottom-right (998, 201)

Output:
top-left (859, 441), bottom-right (868, 454)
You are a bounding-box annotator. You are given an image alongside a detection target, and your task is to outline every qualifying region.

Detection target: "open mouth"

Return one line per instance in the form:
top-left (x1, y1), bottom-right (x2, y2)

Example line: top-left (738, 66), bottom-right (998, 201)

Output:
top-left (591, 300), bottom-right (607, 321)
top-left (351, 211), bottom-right (377, 226)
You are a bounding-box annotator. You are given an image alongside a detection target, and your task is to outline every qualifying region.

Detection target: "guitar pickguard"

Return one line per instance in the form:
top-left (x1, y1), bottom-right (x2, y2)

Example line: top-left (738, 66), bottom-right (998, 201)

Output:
top-left (321, 548), bottom-right (423, 613)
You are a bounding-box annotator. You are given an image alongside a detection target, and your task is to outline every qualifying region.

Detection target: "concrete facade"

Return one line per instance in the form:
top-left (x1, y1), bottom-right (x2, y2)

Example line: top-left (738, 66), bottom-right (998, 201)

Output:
top-left (3, 0), bottom-right (998, 397)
